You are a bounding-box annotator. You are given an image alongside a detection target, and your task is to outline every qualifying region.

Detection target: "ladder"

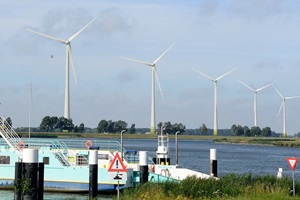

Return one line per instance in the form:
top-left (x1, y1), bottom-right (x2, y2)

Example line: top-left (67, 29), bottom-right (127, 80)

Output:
top-left (0, 116), bottom-right (21, 151)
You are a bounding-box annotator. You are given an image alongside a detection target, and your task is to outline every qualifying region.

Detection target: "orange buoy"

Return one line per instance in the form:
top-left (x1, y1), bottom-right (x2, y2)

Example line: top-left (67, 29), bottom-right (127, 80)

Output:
top-left (85, 140), bottom-right (93, 149)
top-left (17, 141), bottom-right (26, 150)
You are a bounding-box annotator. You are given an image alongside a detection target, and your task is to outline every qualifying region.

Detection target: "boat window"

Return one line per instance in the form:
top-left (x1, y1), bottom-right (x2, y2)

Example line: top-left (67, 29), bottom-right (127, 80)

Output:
top-left (98, 154), bottom-right (109, 160)
top-left (43, 157), bottom-right (49, 165)
top-left (0, 156), bottom-right (10, 164)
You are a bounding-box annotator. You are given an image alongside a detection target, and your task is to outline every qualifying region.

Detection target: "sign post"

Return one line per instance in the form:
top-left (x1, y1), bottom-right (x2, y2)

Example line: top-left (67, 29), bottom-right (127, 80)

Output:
top-left (108, 152), bottom-right (127, 200)
top-left (286, 157), bottom-right (299, 197)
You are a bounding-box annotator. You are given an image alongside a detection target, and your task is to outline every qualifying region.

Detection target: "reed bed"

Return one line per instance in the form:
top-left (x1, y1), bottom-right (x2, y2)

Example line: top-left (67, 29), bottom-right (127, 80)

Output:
top-left (118, 174), bottom-right (299, 200)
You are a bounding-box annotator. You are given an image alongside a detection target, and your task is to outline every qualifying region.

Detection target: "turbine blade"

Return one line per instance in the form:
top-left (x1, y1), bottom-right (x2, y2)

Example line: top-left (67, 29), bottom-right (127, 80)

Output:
top-left (286, 96), bottom-right (300, 100)
top-left (272, 85), bottom-right (284, 98)
top-left (192, 68), bottom-right (215, 81)
top-left (277, 101), bottom-right (283, 116)
top-left (121, 56), bottom-right (152, 66)
top-left (152, 42), bottom-right (176, 65)
top-left (256, 83), bottom-right (274, 92)
top-left (216, 67), bottom-right (238, 81)
top-left (68, 16), bottom-right (99, 41)
top-left (238, 79), bottom-right (255, 92)
top-left (154, 67), bottom-right (163, 97)
top-left (68, 44), bottom-right (77, 85)
top-left (27, 29), bottom-right (66, 44)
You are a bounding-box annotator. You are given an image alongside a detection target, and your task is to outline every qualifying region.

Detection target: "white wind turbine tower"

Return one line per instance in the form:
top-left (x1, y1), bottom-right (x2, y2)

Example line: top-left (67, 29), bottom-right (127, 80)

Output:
top-left (238, 80), bottom-right (273, 127)
top-left (121, 42), bottom-right (176, 134)
top-left (193, 67), bottom-right (237, 136)
top-left (272, 85), bottom-right (300, 137)
top-left (27, 16), bottom-right (98, 119)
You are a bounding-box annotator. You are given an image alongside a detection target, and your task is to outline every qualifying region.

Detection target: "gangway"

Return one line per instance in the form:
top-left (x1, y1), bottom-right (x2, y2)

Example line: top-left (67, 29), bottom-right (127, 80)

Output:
top-left (0, 117), bottom-right (21, 151)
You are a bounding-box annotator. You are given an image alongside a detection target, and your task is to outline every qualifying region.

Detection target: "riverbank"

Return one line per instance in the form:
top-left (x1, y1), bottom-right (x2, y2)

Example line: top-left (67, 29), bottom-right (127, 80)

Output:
top-left (16, 132), bottom-right (300, 147)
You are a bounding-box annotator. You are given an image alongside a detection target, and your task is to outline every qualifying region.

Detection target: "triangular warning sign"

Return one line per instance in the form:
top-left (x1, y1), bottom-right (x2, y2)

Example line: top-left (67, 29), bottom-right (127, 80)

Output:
top-left (108, 152), bottom-right (127, 172)
top-left (286, 157), bottom-right (299, 171)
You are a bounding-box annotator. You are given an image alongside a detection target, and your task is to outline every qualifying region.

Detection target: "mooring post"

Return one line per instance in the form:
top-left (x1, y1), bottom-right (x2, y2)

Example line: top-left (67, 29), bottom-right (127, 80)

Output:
top-left (139, 151), bottom-right (148, 184)
top-left (37, 162), bottom-right (44, 200)
top-left (14, 162), bottom-right (23, 200)
top-left (210, 149), bottom-right (218, 177)
top-left (23, 148), bottom-right (39, 200)
top-left (89, 150), bottom-right (98, 199)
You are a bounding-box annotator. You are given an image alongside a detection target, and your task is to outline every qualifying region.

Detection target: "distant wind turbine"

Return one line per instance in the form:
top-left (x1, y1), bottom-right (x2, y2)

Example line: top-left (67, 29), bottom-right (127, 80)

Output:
top-left (238, 80), bottom-right (273, 127)
top-left (121, 42), bottom-right (176, 134)
top-left (193, 67), bottom-right (237, 136)
top-left (27, 16), bottom-right (98, 119)
top-left (272, 85), bottom-right (300, 137)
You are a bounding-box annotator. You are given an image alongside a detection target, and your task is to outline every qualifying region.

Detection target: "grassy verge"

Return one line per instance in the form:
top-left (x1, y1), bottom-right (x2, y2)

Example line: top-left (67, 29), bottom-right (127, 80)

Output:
top-left (118, 174), bottom-right (299, 200)
top-left (214, 137), bottom-right (300, 148)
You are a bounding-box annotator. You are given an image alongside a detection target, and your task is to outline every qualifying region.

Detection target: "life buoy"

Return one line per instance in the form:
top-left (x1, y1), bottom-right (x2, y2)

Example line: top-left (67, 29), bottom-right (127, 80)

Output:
top-left (85, 140), bottom-right (93, 149)
top-left (17, 141), bottom-right (25, 150)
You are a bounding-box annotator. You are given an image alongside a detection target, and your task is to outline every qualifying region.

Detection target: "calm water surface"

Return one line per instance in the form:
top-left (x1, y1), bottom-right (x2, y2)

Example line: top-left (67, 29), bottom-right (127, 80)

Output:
top-left (2, 138), bottom-right (300, 199)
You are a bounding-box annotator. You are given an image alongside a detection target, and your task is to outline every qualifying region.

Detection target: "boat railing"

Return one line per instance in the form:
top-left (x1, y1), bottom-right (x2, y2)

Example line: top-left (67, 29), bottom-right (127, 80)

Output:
top-left (124, 150), bottom-right (155, 164)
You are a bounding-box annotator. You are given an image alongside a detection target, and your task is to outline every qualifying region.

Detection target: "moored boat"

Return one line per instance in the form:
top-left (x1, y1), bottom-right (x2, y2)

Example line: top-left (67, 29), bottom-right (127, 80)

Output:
top-left (0, 117), bottom-right (212, 193)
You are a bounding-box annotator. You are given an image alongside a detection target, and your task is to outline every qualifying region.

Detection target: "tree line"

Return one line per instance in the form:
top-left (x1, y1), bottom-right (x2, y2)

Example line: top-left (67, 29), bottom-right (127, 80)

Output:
top-left (4, 116), bottom-right (284, 137)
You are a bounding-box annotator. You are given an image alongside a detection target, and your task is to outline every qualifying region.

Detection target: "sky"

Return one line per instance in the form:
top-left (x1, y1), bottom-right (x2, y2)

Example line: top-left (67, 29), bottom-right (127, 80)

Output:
top-left (1, 0), bottom-right (300, 135)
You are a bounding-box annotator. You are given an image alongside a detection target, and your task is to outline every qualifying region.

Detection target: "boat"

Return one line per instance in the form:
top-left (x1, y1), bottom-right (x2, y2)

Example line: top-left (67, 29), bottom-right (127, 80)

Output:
top-left (0, 117), bottom-right (211, 193)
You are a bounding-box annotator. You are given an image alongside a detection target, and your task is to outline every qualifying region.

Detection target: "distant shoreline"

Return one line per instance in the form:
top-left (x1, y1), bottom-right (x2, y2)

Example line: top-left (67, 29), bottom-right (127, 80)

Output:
top-left (16, 132), bottom-right (300, 148)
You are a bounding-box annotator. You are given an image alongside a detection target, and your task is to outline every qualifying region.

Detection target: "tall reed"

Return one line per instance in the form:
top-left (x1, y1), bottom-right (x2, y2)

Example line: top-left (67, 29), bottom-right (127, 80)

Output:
top-left (118, 174), bottom-right (298, 200)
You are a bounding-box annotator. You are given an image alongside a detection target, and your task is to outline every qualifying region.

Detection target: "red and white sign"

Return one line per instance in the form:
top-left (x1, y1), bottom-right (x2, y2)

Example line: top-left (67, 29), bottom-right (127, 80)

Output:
top-left (108, 153), bottom-right (127, 173)
top-left (286, 157), bottom-right (299, 171)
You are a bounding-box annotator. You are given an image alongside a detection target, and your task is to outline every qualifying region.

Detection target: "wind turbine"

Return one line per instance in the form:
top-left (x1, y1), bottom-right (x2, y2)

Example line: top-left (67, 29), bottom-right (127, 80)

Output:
top-left (121, 42), bottom-right (176, 134)
top-left (238, 80), bottom-right (273, 127)
top-left (272, 85), bottom-right (300, 137)
top-left (27, 16), bottom-right (98, 119)
top-left (193, 67), bottom-right (237, 136)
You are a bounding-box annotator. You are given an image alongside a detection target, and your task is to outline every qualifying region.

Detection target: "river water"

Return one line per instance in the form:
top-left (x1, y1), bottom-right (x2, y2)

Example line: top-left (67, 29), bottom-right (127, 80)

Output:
top-left (1, 138), bottom-right (299, 199)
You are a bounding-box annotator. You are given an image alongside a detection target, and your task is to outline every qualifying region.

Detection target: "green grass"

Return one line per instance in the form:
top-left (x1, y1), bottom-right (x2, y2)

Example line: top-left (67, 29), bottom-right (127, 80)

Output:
top-left (117, 174), bottom-right (299, 200)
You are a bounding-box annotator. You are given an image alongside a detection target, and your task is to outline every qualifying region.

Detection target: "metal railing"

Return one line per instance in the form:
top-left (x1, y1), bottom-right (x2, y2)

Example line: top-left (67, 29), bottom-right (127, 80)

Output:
top-left (0, 117), bottom-right (21, 150)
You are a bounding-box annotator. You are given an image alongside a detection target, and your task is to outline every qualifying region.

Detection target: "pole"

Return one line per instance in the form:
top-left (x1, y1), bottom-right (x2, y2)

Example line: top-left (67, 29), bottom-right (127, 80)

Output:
top-left (175, 131), bottom-right (179, 165)
top-left (117, 181), bottom-right (120, 200)
top-left (210, 149), bottom-right (218, 177)
top-left (121, 130), bottom-right (126, 161)
top-left (293, 170), bottom-right (295, 197)
top-left (37, 163), bottom-right (44, 200)
top-left (29, 83), bottom-right (32, 144)
top-left (89, 150), bottom-right (98, 199)
top-left (139, 151), bottom-right (148, 184)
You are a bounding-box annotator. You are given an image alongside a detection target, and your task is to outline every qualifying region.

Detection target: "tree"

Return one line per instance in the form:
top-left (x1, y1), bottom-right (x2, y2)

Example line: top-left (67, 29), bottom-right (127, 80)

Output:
top-left (231, 124), bottom-right (237, 135)
top-left (74, 126), bottom-right (79, 133)
top-left (40, 116), bottom-right (51, 132)
top-left (106, 120), bottom-right (115, 133)
top-left (243, 126), bottom-right (251, 137)
top-left (163, 122), bottom-right (172, 134)
top-left (262, 127), bottom-right (272, 137)
top-left (129, 124), bottom-right (136, 134)
top-left (235, 125), bottom-right (244, 136)
top-left (97, 120), bottom-right (108, 133)
top-left (250, 126), bottom-right (261, 137)
top-left (78, 123), bottom-right (84, 133)
top-left (56, 117), bottom-right (74, 132)
top-left (171, 123), bottom-right (186, 134)
top-left (200, 123), bottom-right (208, 135)
top-left (157, 122), bottom-right (163, 132)
top-left (115, 120), bottom-right (128, 133)
top-left (6, 117), bottom-right (12, 128)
